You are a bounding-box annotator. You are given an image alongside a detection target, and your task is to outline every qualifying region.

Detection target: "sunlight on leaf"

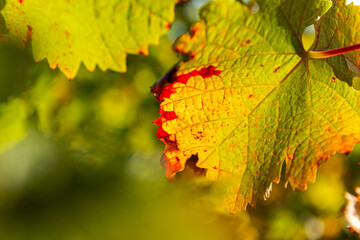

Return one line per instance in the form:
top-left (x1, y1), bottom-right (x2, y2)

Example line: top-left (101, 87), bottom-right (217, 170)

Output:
top-left (0, 0), bottom-right (177, 78)
top-left (315, 0), bottom-right (360, 82)
top-left (155, 0), bottom-right (360, 213)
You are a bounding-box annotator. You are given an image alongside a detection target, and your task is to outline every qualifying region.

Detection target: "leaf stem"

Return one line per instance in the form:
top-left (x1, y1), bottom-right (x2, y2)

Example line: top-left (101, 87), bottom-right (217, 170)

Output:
top-left (308, 43), bottom-right (360, 59)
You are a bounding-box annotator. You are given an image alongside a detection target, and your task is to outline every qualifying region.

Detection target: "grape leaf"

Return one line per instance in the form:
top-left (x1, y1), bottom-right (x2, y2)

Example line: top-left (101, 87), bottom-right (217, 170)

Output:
top-left (1, 0), bottom-right (177, 78)
top-left (155, 0), bottom-right (360, 213)
top-left (314, 0), bottom-right (360, 82)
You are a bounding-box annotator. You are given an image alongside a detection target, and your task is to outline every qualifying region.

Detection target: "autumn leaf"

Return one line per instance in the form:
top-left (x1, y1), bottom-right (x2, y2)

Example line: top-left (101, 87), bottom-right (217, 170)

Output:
top-left (0, 0), bottom-right (177, 78)
top-left (154, 0), bottom-right (360, 213)
top-left (344, 187), bottom-right (360, 235)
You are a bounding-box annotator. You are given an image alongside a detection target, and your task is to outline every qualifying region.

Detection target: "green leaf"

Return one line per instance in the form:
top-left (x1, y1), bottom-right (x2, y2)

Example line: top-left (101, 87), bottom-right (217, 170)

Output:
top-left (0, 99), bottom-right (28, 153)
top-left (315, 0), bottom-right (360, 83)
top-left (155, 0), bottom-right (360, 213)
top-left (1, 0), bottom-right (177, 78)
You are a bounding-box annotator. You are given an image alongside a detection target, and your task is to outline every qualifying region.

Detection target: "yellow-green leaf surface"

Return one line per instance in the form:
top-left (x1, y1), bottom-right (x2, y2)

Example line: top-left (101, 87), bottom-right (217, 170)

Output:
top-left (1, 0), bottom-right (176, 78)
top-left (315, 0), bottom-right (360, 82)
top-left (155, 0), bottom-right (360, 213)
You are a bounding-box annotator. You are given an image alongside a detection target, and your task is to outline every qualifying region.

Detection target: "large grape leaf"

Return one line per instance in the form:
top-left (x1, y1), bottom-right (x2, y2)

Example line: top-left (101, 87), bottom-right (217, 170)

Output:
top-left (155, 0), bottom-right (360, 213)
top-left (0, 0), bottom-right (177, 78)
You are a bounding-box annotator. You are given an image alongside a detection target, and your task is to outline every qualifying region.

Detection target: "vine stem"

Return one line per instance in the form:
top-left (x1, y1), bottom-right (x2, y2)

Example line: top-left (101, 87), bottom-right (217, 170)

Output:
top-left (308, 43), bottom-right (360, 59)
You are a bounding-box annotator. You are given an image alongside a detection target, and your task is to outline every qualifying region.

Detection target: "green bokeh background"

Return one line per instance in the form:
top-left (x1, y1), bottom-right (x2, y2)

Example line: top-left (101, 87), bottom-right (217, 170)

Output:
top-left (0, 1), bottom-right (359, 239)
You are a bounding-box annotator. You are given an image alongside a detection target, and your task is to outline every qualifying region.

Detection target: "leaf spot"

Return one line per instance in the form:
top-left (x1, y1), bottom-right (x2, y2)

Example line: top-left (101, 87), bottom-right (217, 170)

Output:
top-left (22, 25), bottom-right (32, 45)
top-left (166, 22), bottom-right (172, 29)
top-left (64, 30), bottom-right (70, 39)
top-left (273, 66), bottom-right (280, 73)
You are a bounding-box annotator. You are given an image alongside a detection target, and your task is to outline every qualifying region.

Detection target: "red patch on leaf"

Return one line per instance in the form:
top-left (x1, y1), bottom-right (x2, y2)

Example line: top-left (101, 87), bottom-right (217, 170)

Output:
top-left (153, 118), bottom-right (162, 126)
top-left (348, 226), bottom-right (356, 233)
top-left (166, 22), bottom-right (172, 30)
top-left (158, 83), bottom-right (177, 100)
top-left (190, 70), bottom-right (199, 76)
top-left (18, 0), bottom-right (23, 4)
top-left (162, 111), bottom-right (177, 121)
top-left (155, 109), bottom-right (177, 143)
top-left (199, 67), bottom-right (207, 76)
top-left (155, 65), bottom-right (222, 179)
top-left (156, 126), bottom-right (168, 138)
top-left (214, 70), bottom-right (221, 76)
top-left (154, 109), bottom-right (177, 126)
top-left (198, 65), bottom-right (219, 78)
top-left (155, 65), bottom-right (222, 162)
top-left (157, 65), bottom-right (221, 101)
top-left (176, 73), bottom-right (191, 84)
top-left (156, 126), bottom-right (174, 143)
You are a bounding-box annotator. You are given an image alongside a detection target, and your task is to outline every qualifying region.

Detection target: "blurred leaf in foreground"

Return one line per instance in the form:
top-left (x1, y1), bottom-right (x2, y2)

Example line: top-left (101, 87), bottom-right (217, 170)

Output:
top-left (1, 0), bottom-right (178, 78)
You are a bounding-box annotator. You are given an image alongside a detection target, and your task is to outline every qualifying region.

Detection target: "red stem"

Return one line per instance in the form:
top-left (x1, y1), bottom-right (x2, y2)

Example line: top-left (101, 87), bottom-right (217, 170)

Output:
top-left (308, 43), bottom-right (360, 59)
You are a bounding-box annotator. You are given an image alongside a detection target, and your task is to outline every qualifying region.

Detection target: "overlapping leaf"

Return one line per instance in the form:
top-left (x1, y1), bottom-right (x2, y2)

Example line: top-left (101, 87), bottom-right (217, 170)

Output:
top-left (155, 0), bottom-right (360, 213)
top-left (0, 0), bottom-right (177, 78)
top-left (344, 187), bottom-right (360, 235)
top-left (315, 0), bottom-right (360, 82)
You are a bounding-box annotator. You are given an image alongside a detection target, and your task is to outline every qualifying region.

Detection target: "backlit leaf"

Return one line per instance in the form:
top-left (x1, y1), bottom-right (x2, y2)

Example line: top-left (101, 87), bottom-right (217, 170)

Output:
top-left (155, 0), bottom-right (360, 213)
top-left (1, 0), bottom-right (177, 78)
top-left (315, 0), bottom-right (360, 82)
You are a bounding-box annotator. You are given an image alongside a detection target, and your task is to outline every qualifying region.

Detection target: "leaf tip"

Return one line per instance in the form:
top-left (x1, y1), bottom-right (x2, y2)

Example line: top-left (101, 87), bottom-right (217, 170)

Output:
top-left (138, 45), bottom-right (149, 56)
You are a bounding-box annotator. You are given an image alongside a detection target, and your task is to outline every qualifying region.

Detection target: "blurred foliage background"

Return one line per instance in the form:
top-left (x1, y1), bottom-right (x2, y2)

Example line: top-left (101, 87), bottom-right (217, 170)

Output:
top-left (0, 0), bottom-right (359, 239)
